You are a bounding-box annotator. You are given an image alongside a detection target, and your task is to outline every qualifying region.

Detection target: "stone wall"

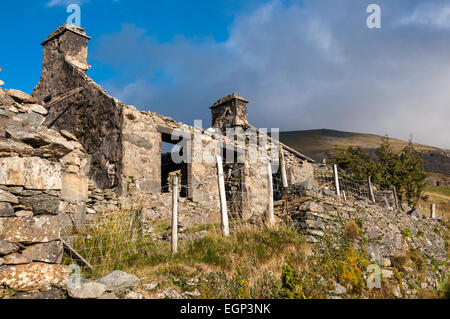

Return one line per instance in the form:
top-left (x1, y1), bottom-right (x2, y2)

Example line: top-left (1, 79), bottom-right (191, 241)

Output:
top-left (275, 181), bottom-right (447, 298)
top-left (0, 88), bottom-right (88, 292)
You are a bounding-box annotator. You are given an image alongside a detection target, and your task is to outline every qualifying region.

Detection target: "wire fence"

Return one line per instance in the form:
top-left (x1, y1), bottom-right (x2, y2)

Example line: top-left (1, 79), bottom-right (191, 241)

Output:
top-left (313, 164), bottom-right (398, 210)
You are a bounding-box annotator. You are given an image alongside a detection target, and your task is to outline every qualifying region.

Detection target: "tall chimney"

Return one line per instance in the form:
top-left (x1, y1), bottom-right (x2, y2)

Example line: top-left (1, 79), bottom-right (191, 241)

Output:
top-left (40, 24), bottom-right (91, 74)
top-left (33, 24), bottom-right (91, 103)
top-left (210, 93), bottom-right (249, 132)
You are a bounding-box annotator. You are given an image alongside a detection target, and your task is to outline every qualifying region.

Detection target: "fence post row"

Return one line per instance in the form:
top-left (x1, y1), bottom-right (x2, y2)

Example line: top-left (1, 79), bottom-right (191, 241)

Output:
top-left (216, 155), bottom-right (230, 237)
top-left (267, 162), bottom-right (275, 226)
top-left (333, 164), bottom-right (341, 197)
top-left (171, 175), bottom-right (178, 254)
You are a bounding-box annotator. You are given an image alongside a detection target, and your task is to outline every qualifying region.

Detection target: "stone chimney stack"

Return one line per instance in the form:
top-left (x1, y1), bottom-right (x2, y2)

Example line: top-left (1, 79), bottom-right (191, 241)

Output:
top-left (210, 93), bottom-right (249, 131)
top-left (40, 24), bottom-right (91, 75)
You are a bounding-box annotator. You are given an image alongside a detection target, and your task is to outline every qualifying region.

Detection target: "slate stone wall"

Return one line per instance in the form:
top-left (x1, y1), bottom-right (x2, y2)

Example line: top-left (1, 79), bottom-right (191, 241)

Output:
top-left (0, 88), bottom-right (88, 292)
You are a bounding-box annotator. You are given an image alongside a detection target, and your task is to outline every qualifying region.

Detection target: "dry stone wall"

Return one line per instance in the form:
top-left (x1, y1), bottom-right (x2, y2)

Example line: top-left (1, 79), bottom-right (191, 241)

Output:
top-left (276, 181), bottom-right (448, 298)
top-left (0, 87), bottom-right (88, 292)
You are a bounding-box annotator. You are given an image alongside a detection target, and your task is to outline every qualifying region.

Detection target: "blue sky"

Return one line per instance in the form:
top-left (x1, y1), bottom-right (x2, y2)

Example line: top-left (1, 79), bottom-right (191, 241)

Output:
top-left (1, 0), bottom-right (449, 149)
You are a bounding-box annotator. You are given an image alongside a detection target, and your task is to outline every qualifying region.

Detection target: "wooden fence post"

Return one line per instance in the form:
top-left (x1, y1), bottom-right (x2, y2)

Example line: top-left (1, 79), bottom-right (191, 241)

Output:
top-left (279, 145), bottom-right (288, 188)
top-left (368, 176), bottom-right (376, 204)
top-left (333, 164), bottom-right (341, 197)
top-left (171, 175), bottom-right (178, 254)
top-left (216, 155), bottom-right (229, 237)
top-left (267, 162), bottom-right (275, 226)
top-left (430, 204), bottom-right (436, 219)
top-left (392, 186), bottom-right (399, 211)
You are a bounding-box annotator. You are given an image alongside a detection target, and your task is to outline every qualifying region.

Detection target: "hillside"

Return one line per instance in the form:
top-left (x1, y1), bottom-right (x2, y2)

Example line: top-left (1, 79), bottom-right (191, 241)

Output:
top-left (279, 129), bottom-right (450, 177)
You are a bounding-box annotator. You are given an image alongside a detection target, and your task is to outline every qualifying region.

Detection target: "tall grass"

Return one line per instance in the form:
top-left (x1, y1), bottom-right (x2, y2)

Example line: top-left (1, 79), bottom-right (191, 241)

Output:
top-left (61, 208), bottom-right (148, 278)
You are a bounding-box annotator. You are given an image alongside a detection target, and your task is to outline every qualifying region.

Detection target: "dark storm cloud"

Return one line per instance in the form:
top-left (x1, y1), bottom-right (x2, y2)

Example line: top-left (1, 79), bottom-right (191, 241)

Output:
top-left (93, 0), bottom-right (450, 148)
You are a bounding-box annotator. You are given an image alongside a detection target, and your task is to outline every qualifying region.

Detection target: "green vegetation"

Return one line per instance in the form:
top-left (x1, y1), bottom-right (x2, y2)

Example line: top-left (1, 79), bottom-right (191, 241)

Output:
top-left (328, 136), bottom-right (427, 208)
top-left (61, 208), bottom-right (447, 299)
top-left (126, 113), bottom-right (136, 121)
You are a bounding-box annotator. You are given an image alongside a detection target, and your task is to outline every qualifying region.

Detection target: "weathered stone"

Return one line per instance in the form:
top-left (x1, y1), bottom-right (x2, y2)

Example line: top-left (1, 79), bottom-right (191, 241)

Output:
top-left (18, 190), bottom-right (42, 196)
top-left (13, 287), bottom-right (64, 299)
top-left (17, 112), bottom-right (46, 129)
top-left (68, 280), bottom-right (106, 299)
top-left (3, 253), bottom-right (32, 265)
top-left (322, 187), bottom-right (337, 198)
top-left (61, 174), bottom-right (88, 201)
top-left (307, 229), bottom-right (324, 237)
top-left (58, 212), bottom-right (73, 231)
top-left (35, 127), bottom-right (75, 159)
top-left (5, 89), bottom-right (36, 103)
top-left (60, 130), bottom-right (77, 141)
top-left (0, 189), bottom-right (19, 204)
top-left (295, 179), bottom-right (318, 192)
top-left (0, 202), bottom-right (14, 217)
top-left (29, 104), bottom-right (48, 115)
top-left (5, 125), bottom-right (46, 147)
top-left (144, 281), bottom-right (158, 291)
top-left (0, 157), bottom-right (62, 190)
top-left (392, 286), bottom-right (402, 298)
top-left (0, 92), bottom-right (15, 105)
top-left (0, 216), bottom-right (60, 244)
top-left (22, 241), bottom-right (63, 264)
top-left (184, 289), bottom-right (201, 297)
top-left (14, 211), bottom-right (34, 217)
top-left (0, 240), bottom-right (19, 255)
top-left (96, 270), bottom-right (139, 292)
top-left (0, 257), bottom-right (4, 266)
top-left (19, 194), bottom-right (60, 215)
top-left (124, 291), bottom-right (144, 299)
top-left (333, 282), bottom-right (347, 295)
top-left (0, 139), bottom-right (34, 157)
top-left (156, 288), bottom-right (183, 299)
top-left (0, 263), bottom-right (69, 292)
top-left (298, 220), bottom-right (325, 230)
top-left (299, 201), bottom-right (324, 213)
top-left (97, 292), bottom-right (119, 299)
top-left (1, 186), bottom-right (23, 195)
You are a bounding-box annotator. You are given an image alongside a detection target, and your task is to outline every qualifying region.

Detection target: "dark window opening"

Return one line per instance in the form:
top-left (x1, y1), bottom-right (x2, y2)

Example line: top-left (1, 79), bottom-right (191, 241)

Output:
top-left (160, 139), bottom-right (188, 198)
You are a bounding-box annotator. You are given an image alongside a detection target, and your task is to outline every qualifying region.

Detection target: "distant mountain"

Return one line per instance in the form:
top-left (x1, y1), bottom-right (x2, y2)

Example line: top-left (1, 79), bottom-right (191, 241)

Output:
top-left (279, 129), bottom-right (450, 176)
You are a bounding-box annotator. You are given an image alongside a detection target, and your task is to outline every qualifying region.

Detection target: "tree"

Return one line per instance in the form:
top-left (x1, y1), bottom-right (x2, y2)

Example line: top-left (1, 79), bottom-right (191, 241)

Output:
top-left (327, 146), bottom-right (375, 181)
top-left (396, 141), bottom-right (427, 208)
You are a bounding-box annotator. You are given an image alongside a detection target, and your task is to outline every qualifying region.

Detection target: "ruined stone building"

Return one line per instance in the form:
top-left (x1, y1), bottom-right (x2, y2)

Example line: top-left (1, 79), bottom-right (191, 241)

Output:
top-left (32, 24), bottom-right (314, 221)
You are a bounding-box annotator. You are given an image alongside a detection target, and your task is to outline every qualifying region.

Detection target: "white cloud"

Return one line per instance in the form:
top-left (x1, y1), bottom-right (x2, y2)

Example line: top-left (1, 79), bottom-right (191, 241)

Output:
top-left (399, 2), bottom-right (450, 29)
top-left (93, 0), bottom-right (450, 149)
